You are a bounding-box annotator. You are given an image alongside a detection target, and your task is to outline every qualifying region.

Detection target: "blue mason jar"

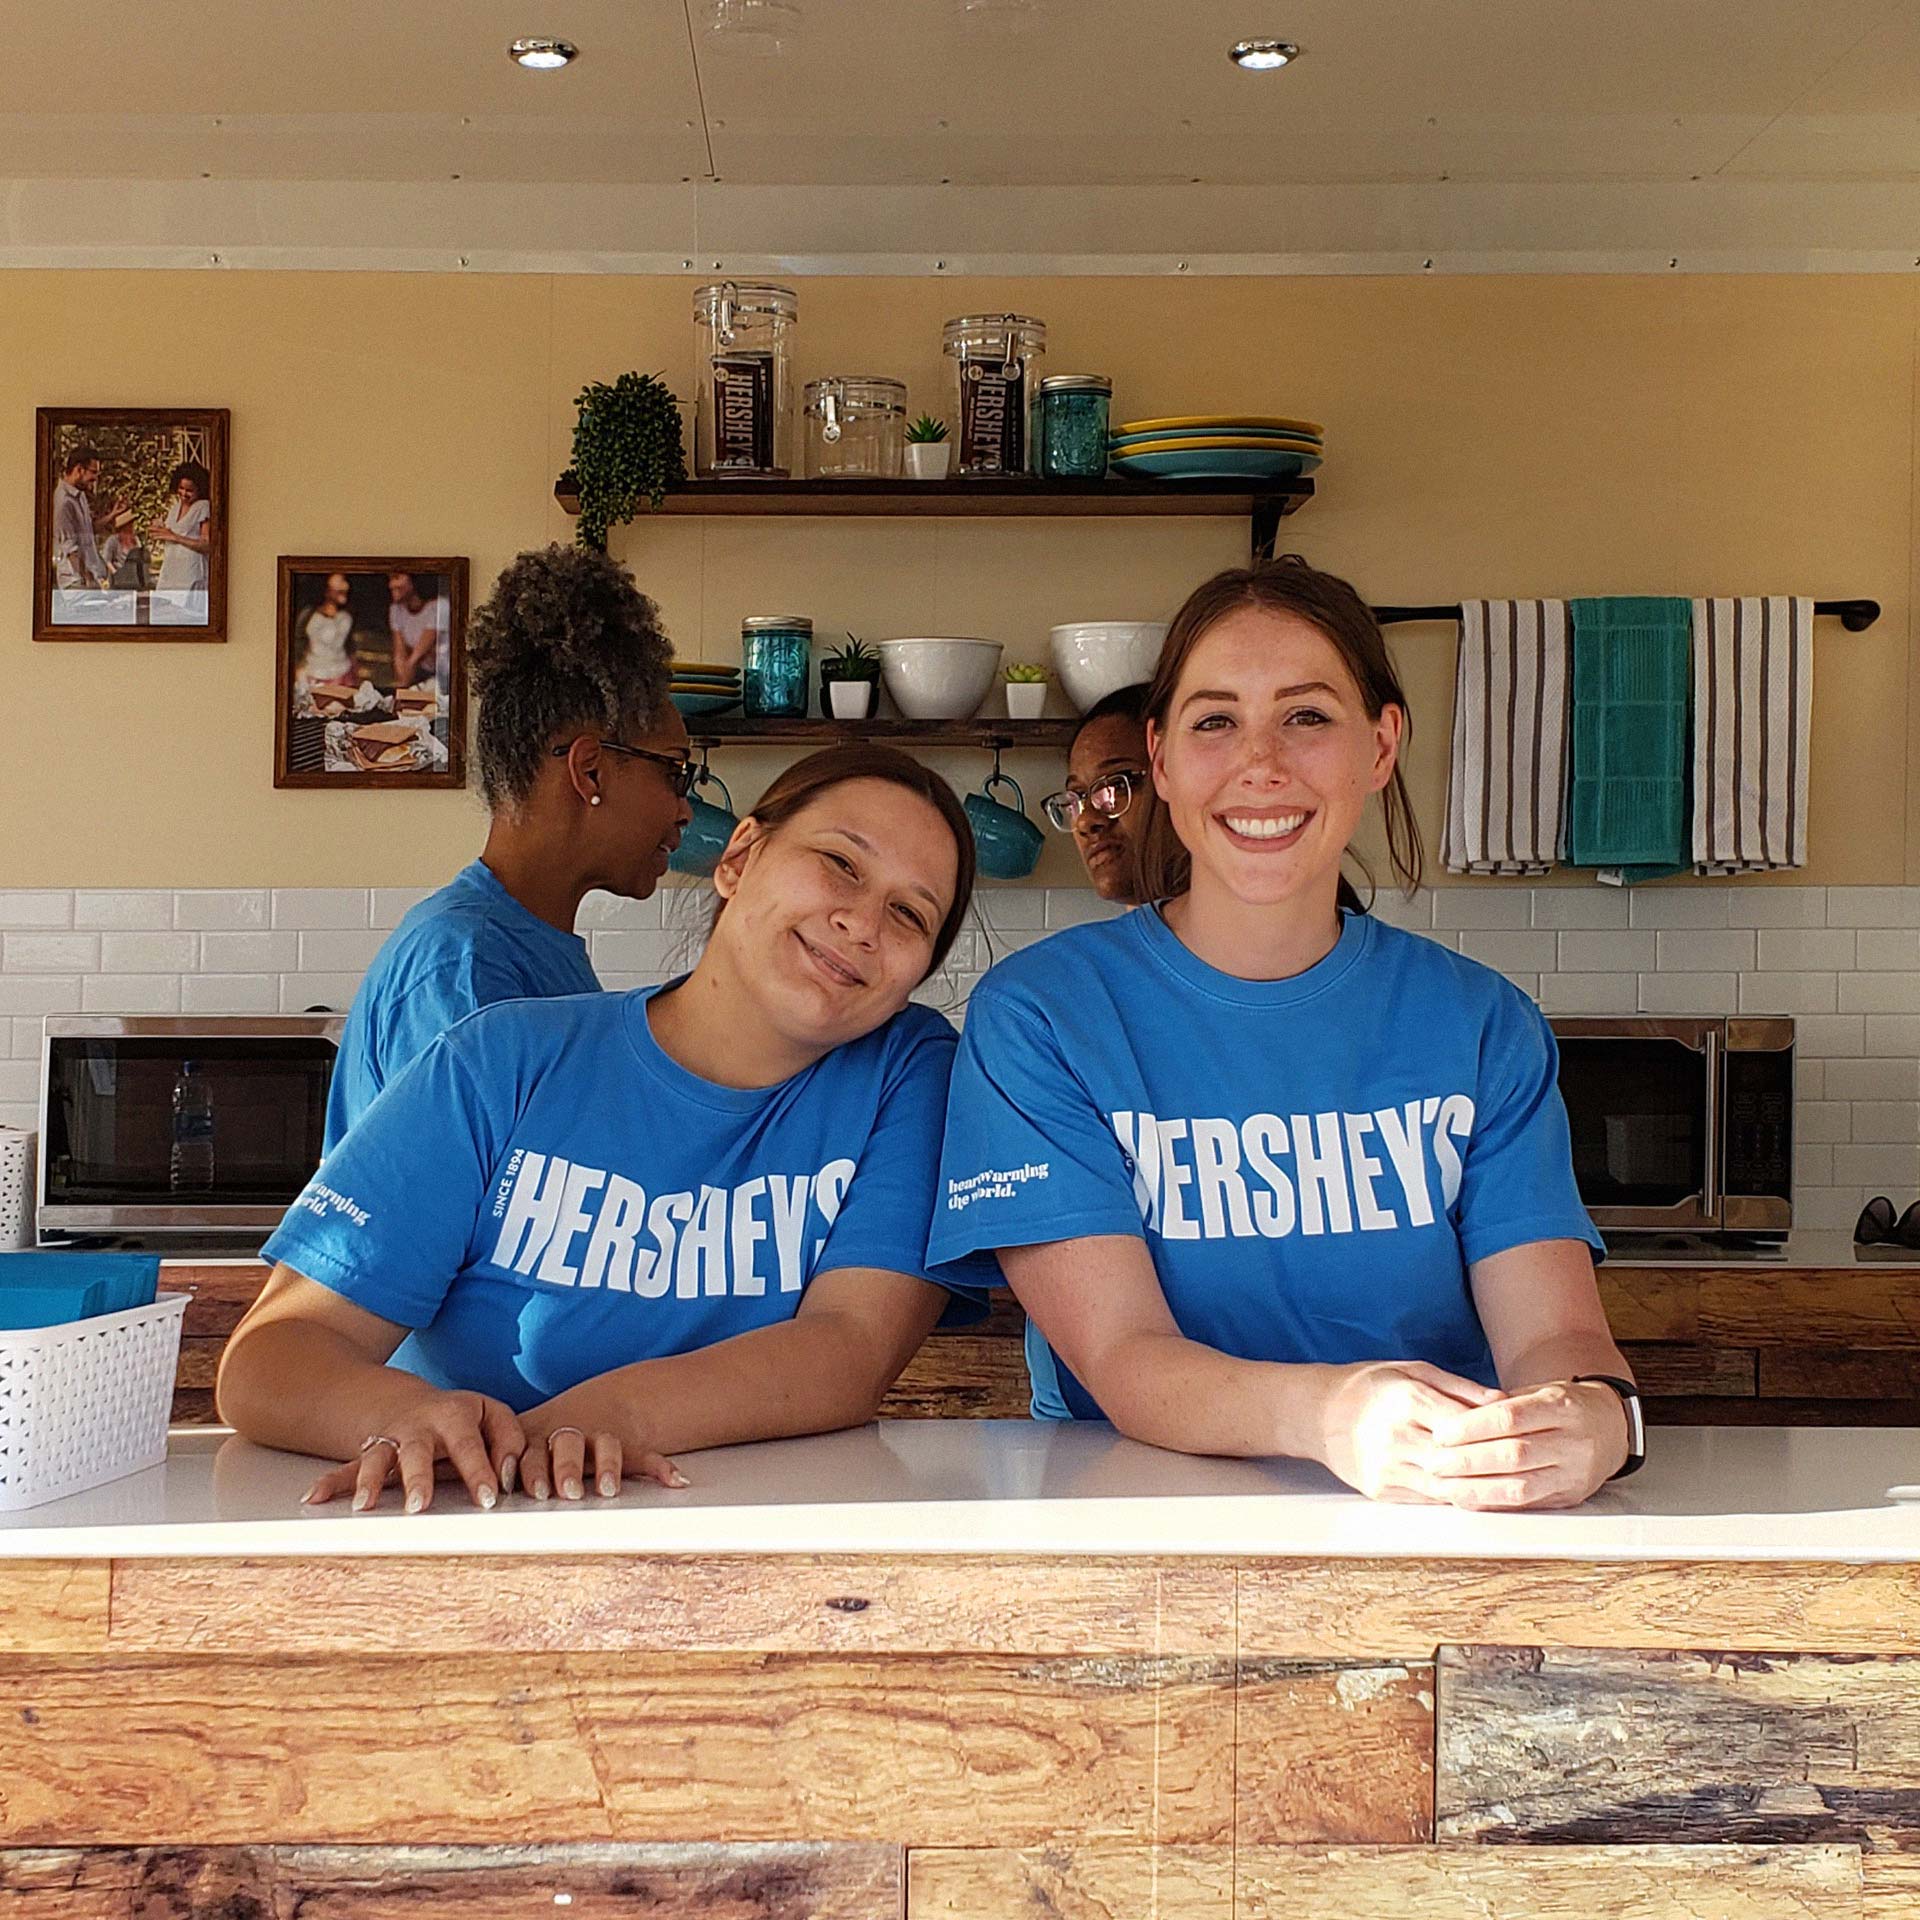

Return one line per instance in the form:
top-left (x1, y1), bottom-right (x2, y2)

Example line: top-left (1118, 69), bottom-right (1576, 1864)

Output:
top-left (1037, 374), bottom-right (1112, 479)
top-left (742, 615), bottom-right (813, 717)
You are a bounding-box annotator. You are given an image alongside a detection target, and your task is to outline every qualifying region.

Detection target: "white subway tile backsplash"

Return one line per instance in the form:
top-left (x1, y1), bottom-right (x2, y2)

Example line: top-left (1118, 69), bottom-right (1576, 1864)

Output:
top-left (575, 890), bottom-right (665, 931)
top-left (973, 891), bottom-right (1048, 932)
top-left (173, 890), bottom-right (269, 931)
top-left (1797, 1060), bottom-right (1824, 1099)
top-left (1656, 930), bottom-right (1755, 972)
top-left (0, 1105), bottom-right (36, 1133)
top-left (1824, 1058), bottom-right (1920, 1101)
top-left (82, 973), bottom-right (181, 1013)
top-left (1797, 1187), bottom-right (1870, 1231)
top-left (272, 888), bottom-right (372, 930)
top-left (1864, 1016), bottom-right (1920, 1056)
top-left (100, 932), bottom-right (197, 973)
top-left (0, 976), bottom-right (81, 1015)
top-left (0, 892), bottom-right (71, 929)
top-left (1365, 888), bottom-right (1432, 931)
top-left (1538, 974), bottom-right (1639, 1014)
top-left (1828, 887), bottom-right (1920, 928)
top-left (1431, 889), bottom-right (1531, 930)
top-left (1044, 889), bottom-right (1125, 929)
top-left (1833, 1144), bottom-right (1920, 1187)
top-left (590, 930), bottom-right (683, 972)
top-left (1839, 973), bottom-right (1920, 1015)
top-left (1796, 1102), bottom-right (1851, 1143)
top-left (1629, 889), bottom-right (1730, 929)
top-left (200, 932), bottom-right (300, 973)
top-left (73, 891), bottom-right (173, 929)
top-left (1559, 931), bottom-right (1657, 972)
top-left (3, 933), bottom-right (99, 973)
top-left (9, 1019), bottom-right (44, 1060)
top-left (370, 888), bottom-right (434, 928)
top-left (1739, 971), bottom-right (1838, 1014)
top-left (1458, 932), bottom-right (1558, 972)
top-left (1727, 888), bottom-right (1827, 928)
top-left (1793, 1144), bottom-right (1834, 1188)
top-left (0, 1061), bottom-right (36, 1104)
top-left (279, 973), bottom-right (363, 1012)
top-left (1639, 971), bottom-right (1737, 1014)
top-left (1856, 929), bottom-right (1920, 970)
top-left (1531, 889), bottom-right (1630, 930)
top-left (295, 930), bottom-right (389, 973)
top-left (1850, 1101), bottom-right (1920, 1143)
top-left (1757, 928), bottom-right (1857, 971)
top-left (1794, 1014), bottom-right (1866, 1057)
top-left (181, 973), bottom-right (280, 1014)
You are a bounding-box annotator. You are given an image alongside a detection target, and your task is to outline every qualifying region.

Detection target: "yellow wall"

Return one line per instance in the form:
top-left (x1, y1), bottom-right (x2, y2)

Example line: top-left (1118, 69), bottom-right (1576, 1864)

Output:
top-left (3, 271), bottom-right (1914, 888)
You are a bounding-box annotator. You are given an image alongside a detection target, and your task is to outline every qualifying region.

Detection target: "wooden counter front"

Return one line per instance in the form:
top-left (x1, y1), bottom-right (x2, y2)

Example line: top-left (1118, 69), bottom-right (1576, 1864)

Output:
top-left (0, 1424), bottom-right (1917, 1916)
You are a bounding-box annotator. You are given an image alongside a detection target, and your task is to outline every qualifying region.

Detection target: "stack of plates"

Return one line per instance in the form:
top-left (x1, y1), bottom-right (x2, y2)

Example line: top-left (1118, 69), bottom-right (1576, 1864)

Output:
top-left (669, 659), bottom-right (741, 717)
top-left (1109, 414), bottom-right (1324, 481)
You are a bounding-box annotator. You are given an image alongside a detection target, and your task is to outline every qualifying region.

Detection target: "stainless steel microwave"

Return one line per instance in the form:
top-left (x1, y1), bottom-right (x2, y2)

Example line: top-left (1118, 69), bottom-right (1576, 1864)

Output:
top-left (37, 1013), bottom-right (344, 1240)
top-left (1548, 1015), bottom-right (1793, 1240)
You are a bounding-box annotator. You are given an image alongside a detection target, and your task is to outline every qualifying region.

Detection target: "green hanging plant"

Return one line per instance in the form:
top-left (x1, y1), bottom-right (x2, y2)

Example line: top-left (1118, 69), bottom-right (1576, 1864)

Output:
top-left (569, 370), bottom-right (688, 552)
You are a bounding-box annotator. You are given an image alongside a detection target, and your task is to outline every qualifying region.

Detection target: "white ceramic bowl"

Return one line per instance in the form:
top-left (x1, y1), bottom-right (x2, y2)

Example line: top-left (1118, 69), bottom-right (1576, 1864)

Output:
top-left (875, 637), bottom-right (1004, 720)
top-left (1049, 621), bottom-right (1170, 713)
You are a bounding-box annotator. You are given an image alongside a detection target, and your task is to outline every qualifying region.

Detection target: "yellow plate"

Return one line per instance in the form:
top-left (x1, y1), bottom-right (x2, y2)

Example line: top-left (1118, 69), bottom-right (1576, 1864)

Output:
top-left (670, 659), bottom-right (740, 674)
top-left (1114, 435), bottom-right (1323, 454)
top-left (1116, 413), bottom-right (1323, 438)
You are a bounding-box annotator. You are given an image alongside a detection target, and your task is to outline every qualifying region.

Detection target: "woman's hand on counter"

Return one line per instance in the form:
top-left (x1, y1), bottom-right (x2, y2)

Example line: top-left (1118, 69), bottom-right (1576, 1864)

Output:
top-left (516, 1392), bottom-right (688, 1502)
top-left (1422, 1380), bottom-right (1630, 1510)
top-left (299, 1389), bottom-right (525, 1515)
top-left (1314, 1361), bottom-right (1504, 1503)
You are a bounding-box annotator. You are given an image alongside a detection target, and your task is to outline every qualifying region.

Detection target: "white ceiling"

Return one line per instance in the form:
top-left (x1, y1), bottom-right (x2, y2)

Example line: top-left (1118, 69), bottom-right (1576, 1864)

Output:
top-left (3, 0), bottom-right (1919, 269)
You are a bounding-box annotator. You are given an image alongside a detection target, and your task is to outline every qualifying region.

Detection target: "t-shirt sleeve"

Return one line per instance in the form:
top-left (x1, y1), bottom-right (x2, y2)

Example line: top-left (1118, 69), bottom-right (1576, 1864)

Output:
top-left (1456, 995), bottom-right (1605, 1267)
top-left (261, 1029), bottom-right (501, 1327)
top-left (813, 1019), bottom-right (995, 1323)
top-left (927, 982), bottom-right (1147, 1271)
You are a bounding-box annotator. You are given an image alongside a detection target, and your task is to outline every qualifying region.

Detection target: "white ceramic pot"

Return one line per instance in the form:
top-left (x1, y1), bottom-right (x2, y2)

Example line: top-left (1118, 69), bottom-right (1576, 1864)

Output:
top-left (1004, 680), bottom-right (1048, 720)
top-left (905, 442), bottom-right (952, 480)
top-left (827, 677), bottom-right (876, 720)
top-left (875, 636), bottom-right (1003, 720)
top-left (1049, 620), bottom-right (1171, 712)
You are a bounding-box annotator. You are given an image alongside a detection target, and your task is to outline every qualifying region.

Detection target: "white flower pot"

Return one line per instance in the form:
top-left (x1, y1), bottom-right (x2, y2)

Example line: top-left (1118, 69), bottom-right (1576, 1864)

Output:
top-left (1004, 681), bottom-right (1048, 720)
top-left (828, 678), bottom-right (876, 720)
top-left (906, 443), bottom-right (952, 480)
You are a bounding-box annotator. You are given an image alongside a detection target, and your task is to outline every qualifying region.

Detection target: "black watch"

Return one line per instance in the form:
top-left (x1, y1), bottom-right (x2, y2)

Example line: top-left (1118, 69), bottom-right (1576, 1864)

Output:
top-left (1574, 1374), bottom-right (1645, 1479)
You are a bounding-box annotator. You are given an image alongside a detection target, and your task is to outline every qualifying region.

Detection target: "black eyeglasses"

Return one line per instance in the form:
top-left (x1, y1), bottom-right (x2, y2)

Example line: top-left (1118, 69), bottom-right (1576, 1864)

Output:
top-left (551, 738), bottom-right (698, 799)
top-left (1041, 768), bottom-right (1148, 833)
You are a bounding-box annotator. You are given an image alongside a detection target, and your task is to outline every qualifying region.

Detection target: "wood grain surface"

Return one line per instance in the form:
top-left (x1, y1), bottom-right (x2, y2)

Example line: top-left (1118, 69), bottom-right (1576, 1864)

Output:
top-left (907, 1842), bottom-right (1862, 1919)
top-left (0, 1563), bottom-right (108, 1654)
top-left (1437, 1646), bottom-right (1920, 1849)
top-left (0, 1652), bottom-right (1235, 1846)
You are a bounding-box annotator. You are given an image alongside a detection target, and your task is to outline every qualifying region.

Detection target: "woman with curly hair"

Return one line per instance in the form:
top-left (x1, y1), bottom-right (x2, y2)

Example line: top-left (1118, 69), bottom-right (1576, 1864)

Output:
top-left (219, 743), bottom-right (988, 1515)
top-left (321, 544), bottom-right (690, 1150)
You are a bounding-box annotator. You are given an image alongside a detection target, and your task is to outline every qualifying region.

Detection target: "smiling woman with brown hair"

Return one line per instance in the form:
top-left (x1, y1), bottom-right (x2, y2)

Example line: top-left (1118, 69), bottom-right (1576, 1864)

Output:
top-left (218, 745), bottom-right (987, 1514)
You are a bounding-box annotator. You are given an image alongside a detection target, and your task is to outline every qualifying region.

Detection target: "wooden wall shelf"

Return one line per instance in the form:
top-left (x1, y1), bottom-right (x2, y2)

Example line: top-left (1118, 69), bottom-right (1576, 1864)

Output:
top-left (554, 473), bottom-right (1312, 559)
top-left (676, 715), bottom-right (1078, 751)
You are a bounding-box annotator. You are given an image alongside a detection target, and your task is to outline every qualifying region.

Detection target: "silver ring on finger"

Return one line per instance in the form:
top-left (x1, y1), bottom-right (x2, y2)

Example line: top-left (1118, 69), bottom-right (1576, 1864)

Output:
top-left (545, 1425), bottom-right (587, 1445)
top-left (358, 1434), bottom-right (402, 1456)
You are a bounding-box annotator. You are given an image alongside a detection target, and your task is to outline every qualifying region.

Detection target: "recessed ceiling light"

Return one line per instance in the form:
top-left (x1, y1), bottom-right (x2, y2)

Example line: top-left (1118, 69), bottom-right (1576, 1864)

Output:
top-left (508, 36), bottom-right (577, 69)
top-left (1228, 37), bottom-right (1297, 70)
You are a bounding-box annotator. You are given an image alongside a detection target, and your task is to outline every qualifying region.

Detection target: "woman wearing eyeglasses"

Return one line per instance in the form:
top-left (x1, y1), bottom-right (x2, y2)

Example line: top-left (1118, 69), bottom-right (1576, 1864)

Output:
top-left (1043, 684), bottom-right (1153, 903)
top-left (219, 742), bottom-right (989, 1514)
top-left (321, 544), bottom-right (691, 1151)
top-left (931, 559), bottom-right (1637, 1513)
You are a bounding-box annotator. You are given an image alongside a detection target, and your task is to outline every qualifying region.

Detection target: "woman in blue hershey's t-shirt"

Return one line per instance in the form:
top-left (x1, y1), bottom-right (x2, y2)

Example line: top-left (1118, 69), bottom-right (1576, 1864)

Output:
top-left (322, 544), bottom-right (691, 1152)
top-left (930, 559), bottom-right (1637, 1511)
top-left (219, 745), bottom-right (986, 1513)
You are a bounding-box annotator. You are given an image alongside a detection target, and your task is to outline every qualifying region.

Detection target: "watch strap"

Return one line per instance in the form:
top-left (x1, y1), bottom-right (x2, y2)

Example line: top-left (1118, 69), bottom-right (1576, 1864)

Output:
top-left (1574, 1373), bottom-right (1646, 1479)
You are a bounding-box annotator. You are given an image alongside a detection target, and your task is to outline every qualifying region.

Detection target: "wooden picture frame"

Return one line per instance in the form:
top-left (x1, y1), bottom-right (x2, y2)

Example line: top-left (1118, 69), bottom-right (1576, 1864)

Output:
top-left (273, 556), bottom-right (469, 791)
top-left (33, 407), bottom-right (230, 642)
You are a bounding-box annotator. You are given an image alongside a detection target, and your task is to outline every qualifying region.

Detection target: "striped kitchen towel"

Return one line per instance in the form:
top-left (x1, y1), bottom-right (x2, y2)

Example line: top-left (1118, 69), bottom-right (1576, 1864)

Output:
top-left (1690, 596), bottom-right (1812, 874)
top-left (1441, 599), bottom-right (1571, 875)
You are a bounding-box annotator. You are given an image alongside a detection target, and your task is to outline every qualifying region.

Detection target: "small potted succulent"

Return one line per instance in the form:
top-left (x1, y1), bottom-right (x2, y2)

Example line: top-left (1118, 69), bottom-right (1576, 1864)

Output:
top-left (1004, 661), bottom-right (1049, 720)
top-left (905, 414), bottom-right (951, 481)
top-left (820, 634), bottom-right (883, 720)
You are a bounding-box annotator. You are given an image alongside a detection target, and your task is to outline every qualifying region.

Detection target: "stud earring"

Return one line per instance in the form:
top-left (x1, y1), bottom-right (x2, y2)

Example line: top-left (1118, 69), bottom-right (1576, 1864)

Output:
top-left (589, 794), bottom-right (602, 807)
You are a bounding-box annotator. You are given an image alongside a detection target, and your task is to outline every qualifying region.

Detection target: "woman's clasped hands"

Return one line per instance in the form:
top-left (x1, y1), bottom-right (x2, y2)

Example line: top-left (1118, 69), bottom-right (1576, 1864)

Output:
top-left (300, 1385), bottom-right (686, 1514)
top-left (1317, 1361), bottom-right (1629, 1512)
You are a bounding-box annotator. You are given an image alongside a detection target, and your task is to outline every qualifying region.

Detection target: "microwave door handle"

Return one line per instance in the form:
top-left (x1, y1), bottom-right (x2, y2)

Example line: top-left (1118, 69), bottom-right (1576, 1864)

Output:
top-left (1701, 1026), bottom-right (1721, 1221)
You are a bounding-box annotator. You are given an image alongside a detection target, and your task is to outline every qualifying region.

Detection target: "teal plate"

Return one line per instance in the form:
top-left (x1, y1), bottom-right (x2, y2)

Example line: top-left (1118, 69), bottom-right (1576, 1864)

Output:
top-left (1111, 448), bottom-right (1322, 480)
top-left (1109, 425), bottom-right (1323, 451)
top-left (670, 689), bottom-right (742, 717)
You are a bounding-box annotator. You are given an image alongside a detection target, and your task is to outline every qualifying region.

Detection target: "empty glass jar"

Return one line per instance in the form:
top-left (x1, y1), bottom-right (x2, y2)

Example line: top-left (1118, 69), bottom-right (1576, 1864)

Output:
top-left (741, 615), bottom-right (813, 717)
top-left (694, 281), bottom-right (797, 477)
top-left (941, 313), bottom-right (1047, 476)
top-left (1037, 374), bottom-right (1112, 479)
top-left (804, 376), bottom-right (908, 478)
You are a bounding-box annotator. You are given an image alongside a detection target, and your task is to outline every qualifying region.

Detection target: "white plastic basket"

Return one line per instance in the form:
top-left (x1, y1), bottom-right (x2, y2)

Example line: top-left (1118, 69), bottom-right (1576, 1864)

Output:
top-left (0, 1129), bottom-right (34, 1251)
top-left (0, 1293), bottom-right (187, 1510)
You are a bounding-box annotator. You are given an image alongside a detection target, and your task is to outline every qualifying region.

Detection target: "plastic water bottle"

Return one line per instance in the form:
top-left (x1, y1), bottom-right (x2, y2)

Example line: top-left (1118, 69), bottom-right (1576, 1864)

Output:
top-left (169, 1060), bottom-right (216, 1193)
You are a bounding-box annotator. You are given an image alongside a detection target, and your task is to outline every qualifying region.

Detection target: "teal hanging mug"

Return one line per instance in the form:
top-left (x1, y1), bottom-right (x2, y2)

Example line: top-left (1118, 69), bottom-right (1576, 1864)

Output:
top-left (964, 770), bottom-right (1044, 881)
top-left (669, 767), bottom-right (739, 877)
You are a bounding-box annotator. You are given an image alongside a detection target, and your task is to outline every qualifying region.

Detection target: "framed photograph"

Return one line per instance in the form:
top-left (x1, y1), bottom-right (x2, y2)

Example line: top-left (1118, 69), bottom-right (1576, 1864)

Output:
top-left (273, 557), bottom-right (469, 790)
top-left (33, 408), bottom-right (230, 642)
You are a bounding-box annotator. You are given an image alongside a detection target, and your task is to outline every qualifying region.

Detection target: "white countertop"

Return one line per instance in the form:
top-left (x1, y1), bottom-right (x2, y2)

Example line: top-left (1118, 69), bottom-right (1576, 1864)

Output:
top-left (2, 1420), bottom-right (1918, 1562)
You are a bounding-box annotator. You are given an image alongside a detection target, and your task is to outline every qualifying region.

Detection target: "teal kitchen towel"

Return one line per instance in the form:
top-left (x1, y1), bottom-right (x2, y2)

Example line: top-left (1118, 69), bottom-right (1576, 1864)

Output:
top-left (0, 1251), bottom-right (160, 1327)
top-left (1567, 596), bottom-right (1692, 881)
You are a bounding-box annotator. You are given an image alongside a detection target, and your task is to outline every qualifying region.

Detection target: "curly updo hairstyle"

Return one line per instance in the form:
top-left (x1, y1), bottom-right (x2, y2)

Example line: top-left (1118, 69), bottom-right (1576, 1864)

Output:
top-left (467, 544), bottom-right (674, 812)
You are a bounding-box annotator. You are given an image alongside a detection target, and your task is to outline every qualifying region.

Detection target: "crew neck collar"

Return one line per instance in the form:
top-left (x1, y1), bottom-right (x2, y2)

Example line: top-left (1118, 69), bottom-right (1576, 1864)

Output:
top-left (1127, 901), bottom-right (1373, 1010)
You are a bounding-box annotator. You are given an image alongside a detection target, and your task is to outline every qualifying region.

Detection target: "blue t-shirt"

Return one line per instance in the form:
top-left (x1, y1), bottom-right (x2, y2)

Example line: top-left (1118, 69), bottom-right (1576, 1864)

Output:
top-left (269, 989), bottom-right (985, 1412)
top-left (929, 906), bottom-right (1603, 1421)
top-left (324, 860), bottom-right (600, 1150)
